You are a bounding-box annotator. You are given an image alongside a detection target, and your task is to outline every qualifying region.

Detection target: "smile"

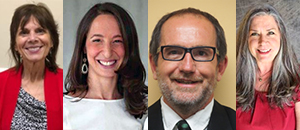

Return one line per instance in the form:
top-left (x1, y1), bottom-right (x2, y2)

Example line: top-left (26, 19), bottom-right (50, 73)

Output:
top-left (25, 46), bottom-right (43, 53)
top-left (257, 49), bottom-right (271, 54)
top-left (97, 60), bottom-right (116, 66)
top-left (174, 79), bottom-right (200, 84)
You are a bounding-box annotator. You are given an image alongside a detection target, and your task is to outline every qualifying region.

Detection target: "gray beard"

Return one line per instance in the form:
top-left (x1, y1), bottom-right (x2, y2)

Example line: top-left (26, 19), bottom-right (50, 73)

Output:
top-left (157, 72), bottom-right (216, 116)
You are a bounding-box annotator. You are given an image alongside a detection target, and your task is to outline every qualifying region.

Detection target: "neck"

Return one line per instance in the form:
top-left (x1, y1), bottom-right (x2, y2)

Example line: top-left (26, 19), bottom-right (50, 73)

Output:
top-left (164, 95), bottom-right (213, 119)
top-left (257, 61), bottom-right (272, 74)
top-left (22, 60), bottom-right (45, 82)
top-left (256, 62), bottom-right (273, 91)
top-left (85, 71), bottom-right (122, 100)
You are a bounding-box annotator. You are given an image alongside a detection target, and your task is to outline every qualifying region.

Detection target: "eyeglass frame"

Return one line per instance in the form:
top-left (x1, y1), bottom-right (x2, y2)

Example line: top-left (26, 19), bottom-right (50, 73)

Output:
top-left (156, 45), bottom-right (219, 62)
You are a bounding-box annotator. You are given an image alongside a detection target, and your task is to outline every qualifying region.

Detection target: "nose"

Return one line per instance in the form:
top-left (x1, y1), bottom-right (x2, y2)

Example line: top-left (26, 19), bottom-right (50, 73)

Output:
top-left (103, 42), bottom-right (112, 58)
top-left (259, 35), bottom-right (267, 45)
top-left (179, 53), bottom-right (196, 73)
top-left (27, 32), bottom-right (38, 43)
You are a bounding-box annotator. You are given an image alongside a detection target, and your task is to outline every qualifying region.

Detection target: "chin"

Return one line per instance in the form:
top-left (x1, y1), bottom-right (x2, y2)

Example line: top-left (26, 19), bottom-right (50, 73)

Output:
top-left (25, 58), bottom-right (45, 63)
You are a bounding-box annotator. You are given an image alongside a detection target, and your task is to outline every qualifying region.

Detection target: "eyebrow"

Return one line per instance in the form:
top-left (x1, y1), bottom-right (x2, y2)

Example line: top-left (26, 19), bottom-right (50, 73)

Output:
top-left (249, 28), bottom-right (276, 32)
top-left (90, 34), bottom-right (122, 39)
top-left (90, 34), bottom-right (104, 39)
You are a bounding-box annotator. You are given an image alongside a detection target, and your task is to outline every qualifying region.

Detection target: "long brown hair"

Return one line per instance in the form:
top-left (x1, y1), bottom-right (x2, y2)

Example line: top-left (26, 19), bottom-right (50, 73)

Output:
top-left (64, 2), bottom-right (147, 118)
top-left (10, 3), bottom-right (59, 73)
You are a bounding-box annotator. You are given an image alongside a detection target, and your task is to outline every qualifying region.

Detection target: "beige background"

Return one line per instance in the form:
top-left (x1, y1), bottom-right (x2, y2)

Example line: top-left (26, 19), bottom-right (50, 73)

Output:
top-left (148, 0), bottom-right (236, 110)
top-left (0, 0), bottom-right (63, 70)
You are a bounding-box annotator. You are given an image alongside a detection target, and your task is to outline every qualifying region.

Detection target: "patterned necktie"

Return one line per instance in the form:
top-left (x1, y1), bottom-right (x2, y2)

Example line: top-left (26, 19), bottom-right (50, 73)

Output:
top-left (176, 120), bottom-right (191, 130)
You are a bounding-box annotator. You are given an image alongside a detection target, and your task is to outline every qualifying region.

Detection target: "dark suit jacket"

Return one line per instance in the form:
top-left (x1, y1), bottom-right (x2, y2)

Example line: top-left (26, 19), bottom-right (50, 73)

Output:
top-left (0, 66), bottom-right (63, 130)
top-left (148, 99), bottom-right (236, 130)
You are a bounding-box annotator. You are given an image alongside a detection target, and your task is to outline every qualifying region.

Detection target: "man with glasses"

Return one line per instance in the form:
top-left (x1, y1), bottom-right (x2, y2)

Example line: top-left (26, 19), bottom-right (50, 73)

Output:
top-left (147, 8), bottom-right (235, 130)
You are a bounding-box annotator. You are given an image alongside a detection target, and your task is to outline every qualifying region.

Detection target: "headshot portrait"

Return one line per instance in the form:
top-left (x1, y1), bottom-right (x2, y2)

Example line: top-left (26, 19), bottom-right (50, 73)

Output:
top-left (63, 0), bottom-right (148, 129)
top-left (0, 0), bottom-right (63, 129)
top-left (147, 0), bottom-right (236, 130)
top-left (236, 1), bottom-right (300, 130)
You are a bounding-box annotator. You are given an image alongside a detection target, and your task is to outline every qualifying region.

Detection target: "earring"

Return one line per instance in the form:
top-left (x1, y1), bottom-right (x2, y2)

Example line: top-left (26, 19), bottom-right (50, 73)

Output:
top-left (81, 57), bottom-right (88, 74)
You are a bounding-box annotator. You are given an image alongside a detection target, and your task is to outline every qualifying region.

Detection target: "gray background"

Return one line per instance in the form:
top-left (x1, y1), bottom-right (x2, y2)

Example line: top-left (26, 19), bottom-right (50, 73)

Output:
top-left (63, 0), bottom-right (148, 88)
top-left (236, 0), bottom-right (300, 62)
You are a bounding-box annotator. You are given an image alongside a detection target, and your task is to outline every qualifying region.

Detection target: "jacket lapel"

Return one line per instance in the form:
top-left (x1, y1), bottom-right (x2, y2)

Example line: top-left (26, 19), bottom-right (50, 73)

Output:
top-left (148, 99), bottom-right (164, 130)
top-left (44, 68), bottom-right (63, 130)
top-left (1, 68), bottom-right (21, 129)
top-left (207, 100), bottom-right (234, 130)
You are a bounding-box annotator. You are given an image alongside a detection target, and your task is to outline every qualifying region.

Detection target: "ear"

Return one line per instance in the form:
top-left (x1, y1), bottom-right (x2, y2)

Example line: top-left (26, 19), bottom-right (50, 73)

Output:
top-left (216, 56), bottom-right (228, 81)
top-left (149, 54), bottom-right (158, 80)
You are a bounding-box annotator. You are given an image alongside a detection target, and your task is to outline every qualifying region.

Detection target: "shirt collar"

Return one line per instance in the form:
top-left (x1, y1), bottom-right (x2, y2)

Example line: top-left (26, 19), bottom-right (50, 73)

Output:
top-left (161, 97), bottom-right (214, 130)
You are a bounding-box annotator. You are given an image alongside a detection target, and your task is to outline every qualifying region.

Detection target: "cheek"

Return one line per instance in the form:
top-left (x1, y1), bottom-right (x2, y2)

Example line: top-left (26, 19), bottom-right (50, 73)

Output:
top-left (248, 39), bottom-right (257, 54)
top-left (114, 45), bottom-right (125, 58)
top-left (196, 63), bottom-right (217, 79)
top-left (157, 59), bottom-right (178, 77)
top-left (85, 43), bottom-right (99, 58)
top-left (15, 37), bottom-right (25, 52)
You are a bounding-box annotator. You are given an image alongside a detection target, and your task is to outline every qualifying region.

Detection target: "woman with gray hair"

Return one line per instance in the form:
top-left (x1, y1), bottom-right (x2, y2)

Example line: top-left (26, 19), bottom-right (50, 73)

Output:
top-left (236, 4), bottom-right (300, 130)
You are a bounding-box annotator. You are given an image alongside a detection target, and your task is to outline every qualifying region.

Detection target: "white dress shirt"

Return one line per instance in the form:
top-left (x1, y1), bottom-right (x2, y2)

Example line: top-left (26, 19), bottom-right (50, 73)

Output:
top-left (161, 97), bottom-right (214, 130)
top-left (63, 95), bottom-right (146, 130)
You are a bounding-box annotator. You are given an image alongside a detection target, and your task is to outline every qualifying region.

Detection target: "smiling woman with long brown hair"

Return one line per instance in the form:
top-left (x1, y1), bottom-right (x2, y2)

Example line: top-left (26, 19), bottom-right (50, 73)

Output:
top-left (0, 3), bottom-right (62, 130)
top-left (63, 2), bottom-right (147, 129)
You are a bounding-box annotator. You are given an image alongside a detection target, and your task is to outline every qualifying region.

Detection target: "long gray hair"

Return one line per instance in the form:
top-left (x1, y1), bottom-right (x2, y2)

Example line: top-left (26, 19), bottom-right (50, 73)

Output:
top-left (236, 4), bottom-right (300, 111)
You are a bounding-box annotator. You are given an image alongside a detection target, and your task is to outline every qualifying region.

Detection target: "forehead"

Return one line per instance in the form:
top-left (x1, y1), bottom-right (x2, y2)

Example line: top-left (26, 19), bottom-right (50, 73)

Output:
top-left (250, 15), bottom-right (279, 29)
top-left (161, 14), bottom-right (216, 47)
top-left (89, 14), bottom-right (119, 30)
top-left (19, 16), bottom-right (41, 28)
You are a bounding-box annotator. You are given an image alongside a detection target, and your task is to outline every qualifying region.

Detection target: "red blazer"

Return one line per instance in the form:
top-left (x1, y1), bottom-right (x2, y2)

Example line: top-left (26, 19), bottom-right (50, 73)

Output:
top-left (0, 66), bottom-right (63, 130)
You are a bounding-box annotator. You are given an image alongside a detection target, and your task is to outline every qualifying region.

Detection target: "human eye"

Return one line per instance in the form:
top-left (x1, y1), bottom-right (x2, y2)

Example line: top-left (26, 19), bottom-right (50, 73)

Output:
top-left (165, 48), bottom-right (182, 55)
top-left (267, 31), bottom-right (275, 35)
top-left (195, 50), bottom-right (208, 56)
top-left (193, 47), bottom-right (213, 58)
top-left (36, 28), bottom-right (46, 34)
top-left (113, 39), bottom-right (123, 44)
top-left (19, 29), bottom-right (29, 36)
top-left (163, 46), bottom-right (184, 60)
top-left (250, 32), bottom-right (259, 36)
top-left (92, 39), bottom-right (102, 43)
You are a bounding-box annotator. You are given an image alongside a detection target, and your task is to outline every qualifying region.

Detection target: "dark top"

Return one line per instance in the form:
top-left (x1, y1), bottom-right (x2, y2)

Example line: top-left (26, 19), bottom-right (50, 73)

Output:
top-left (148, 99), bottom-right (236, 130)
top-left (11, 87), bottom-right (47, 130)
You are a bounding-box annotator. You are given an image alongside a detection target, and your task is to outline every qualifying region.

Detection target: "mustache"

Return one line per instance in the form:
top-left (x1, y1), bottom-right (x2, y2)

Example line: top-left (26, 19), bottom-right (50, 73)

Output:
top-left (169, 74), bottom-right (204, 82)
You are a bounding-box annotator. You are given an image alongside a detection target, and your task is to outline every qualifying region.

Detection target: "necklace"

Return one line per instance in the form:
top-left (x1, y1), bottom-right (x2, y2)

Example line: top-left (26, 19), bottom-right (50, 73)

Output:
top-left (258, 70), bottom-right (272, 82)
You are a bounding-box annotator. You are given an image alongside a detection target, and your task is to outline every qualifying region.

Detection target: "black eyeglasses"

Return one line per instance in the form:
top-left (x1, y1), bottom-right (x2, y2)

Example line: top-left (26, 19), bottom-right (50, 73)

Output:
top-left (157, 45), bottom-right (219, 62)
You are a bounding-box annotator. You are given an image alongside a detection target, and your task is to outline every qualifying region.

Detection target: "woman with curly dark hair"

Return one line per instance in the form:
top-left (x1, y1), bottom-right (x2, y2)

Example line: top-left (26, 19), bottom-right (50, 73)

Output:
top-left (63, 2), bottom-right (147, 129)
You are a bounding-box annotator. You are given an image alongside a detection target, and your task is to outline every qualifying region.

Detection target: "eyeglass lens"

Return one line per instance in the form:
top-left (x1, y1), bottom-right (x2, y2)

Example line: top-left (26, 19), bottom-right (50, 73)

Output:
top-left (162, 46), bottom-right (215, 61)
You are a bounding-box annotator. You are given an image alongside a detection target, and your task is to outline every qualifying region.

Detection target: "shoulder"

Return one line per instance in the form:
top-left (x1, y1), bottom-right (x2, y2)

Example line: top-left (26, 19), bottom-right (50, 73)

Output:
top-left (148, 99), bottom-right (164, 130)
top-left (213, 100), bottom-right (236, 119)
top-left (55, 68), bottom-right (63, 77)
top-left (210, 100), bottom-right (236, 130)
top-left (56, 68), bottom-right (63, 74)
top-left (46, 68), bottom-right (63, 78)
top-left (148, 99), bottom-right (161, 112)
top-left (0, 67), bottom-right (16, 77)
top-left (0, 68), bottom-right (18, 84)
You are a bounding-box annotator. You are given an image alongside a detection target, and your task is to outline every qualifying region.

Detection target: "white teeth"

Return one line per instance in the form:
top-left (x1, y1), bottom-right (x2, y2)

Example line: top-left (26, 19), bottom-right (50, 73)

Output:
top-left (28, 47), bottom-right (40, 51)
top-left (259, 49), bottom-right (270, 52)
top-left (99, 60), bottom-right (116, 66)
